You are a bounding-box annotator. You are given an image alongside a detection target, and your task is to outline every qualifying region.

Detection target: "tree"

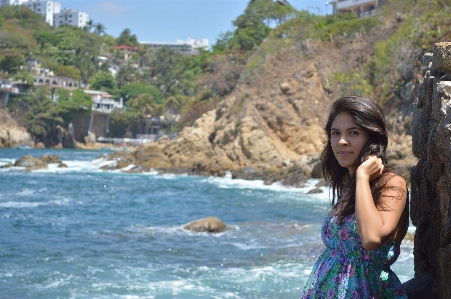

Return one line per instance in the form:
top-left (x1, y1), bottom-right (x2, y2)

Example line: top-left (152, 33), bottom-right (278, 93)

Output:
top-left (115, 64), bottom-right (135, 88)
top-left (126, 94), bottom-right (161, 134)
top-left (13, 71), bottom-right (34, 87)
top-left (116, 28), bottom-right (138, 46)
top-left (73, 46), bottom-right (98, 84)
top-left (84, 19), bottom-right (93, 32)
top-left (89, 72), bottom-right (117, 94)
top-left (94, 23), bottom-right (106, 36)
top-left (56, 89), bottom-right (93, 124)
top-left (119, 83), bottom-right (163, 104)
top-left (0, 49), bottom-right (24, 74)
top-left (33, 30), bottom-right (59, 54)
top-left (21, 88), bottom-right (64, 144)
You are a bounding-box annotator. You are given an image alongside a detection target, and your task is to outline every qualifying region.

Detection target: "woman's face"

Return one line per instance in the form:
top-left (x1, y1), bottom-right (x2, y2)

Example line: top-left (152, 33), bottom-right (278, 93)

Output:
top-left (330, 113), bottom-right (369, 174)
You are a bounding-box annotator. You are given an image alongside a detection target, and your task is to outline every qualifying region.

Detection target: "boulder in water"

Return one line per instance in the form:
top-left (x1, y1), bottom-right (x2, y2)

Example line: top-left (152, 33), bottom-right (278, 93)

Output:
top-left (40, 154), bottom-right (62, 164)
top-left (14, 155), bottom-right (47, 170)
top-left (184, 217), bottom-right (227, 233)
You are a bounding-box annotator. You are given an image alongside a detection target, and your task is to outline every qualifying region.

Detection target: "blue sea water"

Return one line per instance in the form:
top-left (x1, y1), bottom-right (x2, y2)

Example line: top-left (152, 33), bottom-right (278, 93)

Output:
top-left (0, 148), bottom-right (414, 299)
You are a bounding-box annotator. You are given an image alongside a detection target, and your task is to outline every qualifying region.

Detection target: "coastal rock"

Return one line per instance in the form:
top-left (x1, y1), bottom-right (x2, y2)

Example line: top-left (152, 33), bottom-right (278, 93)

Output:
top-left (40, 154), bottom-right (62, 164)
top-left (34, 142), bottom-right (45, 148)
top-left (184, 217), bottom-right (227, 233)
top-left (14, 155), bottom-right (47, 170)
top-left (307, 188), bottom-right (323, 194)
top-left (404, 45), bottom-right (451, 298)
top-left (0, 109), bottom-right (31, 148)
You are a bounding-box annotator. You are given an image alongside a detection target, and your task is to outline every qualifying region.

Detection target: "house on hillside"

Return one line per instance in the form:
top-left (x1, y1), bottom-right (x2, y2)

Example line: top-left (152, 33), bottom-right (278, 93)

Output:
top-left (112, 45), bottom-right (139, 61)
top-left (83, 90), bottom-right (123, 113)
top-left (331, 0), bottom-right (385, 17)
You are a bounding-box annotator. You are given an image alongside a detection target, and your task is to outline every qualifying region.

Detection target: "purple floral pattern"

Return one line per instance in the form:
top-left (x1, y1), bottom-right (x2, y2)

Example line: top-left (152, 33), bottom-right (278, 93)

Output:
top-left (301, 214), bottom-right (407, 298)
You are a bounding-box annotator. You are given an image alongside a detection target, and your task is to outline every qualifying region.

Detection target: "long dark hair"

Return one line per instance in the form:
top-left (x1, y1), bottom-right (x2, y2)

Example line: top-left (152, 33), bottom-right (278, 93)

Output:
top-left (321, 96), bottom-right (405, 221)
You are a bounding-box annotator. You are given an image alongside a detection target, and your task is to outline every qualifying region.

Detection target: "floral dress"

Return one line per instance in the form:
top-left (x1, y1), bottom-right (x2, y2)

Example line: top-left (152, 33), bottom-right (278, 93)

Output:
top-left (301, 214), bottom-right (407, 299)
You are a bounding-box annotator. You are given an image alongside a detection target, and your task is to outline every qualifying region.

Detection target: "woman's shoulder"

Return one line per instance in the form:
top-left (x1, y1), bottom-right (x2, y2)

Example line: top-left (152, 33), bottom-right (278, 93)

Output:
top-left (386, 173), bottom-right (406, 186)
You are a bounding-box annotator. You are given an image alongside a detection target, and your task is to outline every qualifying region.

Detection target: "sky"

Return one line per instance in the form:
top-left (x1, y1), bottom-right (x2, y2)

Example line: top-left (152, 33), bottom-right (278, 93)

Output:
top-left (61, 0), bottom-right (329, 47)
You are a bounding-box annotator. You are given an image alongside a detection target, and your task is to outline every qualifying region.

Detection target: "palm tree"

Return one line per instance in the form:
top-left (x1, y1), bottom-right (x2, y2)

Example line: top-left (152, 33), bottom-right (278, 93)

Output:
top-left (84, 19), bottom-right (93, 32)
top-left (94, 23), bottom-right (106, 36)
top-left (164, 95), bottom-right (182, 134)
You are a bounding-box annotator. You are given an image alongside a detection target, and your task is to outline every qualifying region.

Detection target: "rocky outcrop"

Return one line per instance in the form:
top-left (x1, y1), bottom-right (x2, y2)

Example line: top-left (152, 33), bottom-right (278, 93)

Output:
top-left (405, 43), bottom-right (451, 298)
top-left (103, 31), bottom-right (417, 186)
top-left (0, 109), bottom-right (31, 147)
top-left (184, 217), bottom-right (227, 233)
top-left (14, 155), bottom-right (47, 171)
top-left (7, 154), bottom-right (65, 171)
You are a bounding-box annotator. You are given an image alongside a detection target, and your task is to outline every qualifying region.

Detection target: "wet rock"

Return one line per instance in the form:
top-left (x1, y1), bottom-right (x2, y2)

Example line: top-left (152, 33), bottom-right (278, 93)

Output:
top-left (40, 154), bottom-right (62, 164)
top-left (307, 188), bottom-right (323, 194)
top-left (14, 155), bottom-right (47, 171)
top-left (34, 142), bottom-right (45, 148)
top-left (184, 217), bottom-right (227, 233)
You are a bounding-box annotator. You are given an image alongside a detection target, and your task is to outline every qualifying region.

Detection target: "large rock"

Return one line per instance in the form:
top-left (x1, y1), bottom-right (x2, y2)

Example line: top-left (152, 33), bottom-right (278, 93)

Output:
top-left (14, 155), bottom-right (47, 171)
top-left (0, 124), bottom-right (31, 148)
top-left (184, 217), bottom-right (227, 233)
top-left (405, 44), bottom-right (451, 298)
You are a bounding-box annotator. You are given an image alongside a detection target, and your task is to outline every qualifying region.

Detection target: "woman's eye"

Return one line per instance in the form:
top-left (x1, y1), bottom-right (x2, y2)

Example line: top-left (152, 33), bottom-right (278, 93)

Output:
top-left (331, 131), bottom-right (339, 135)
top-left (350, 131), bottom-right (359, 135)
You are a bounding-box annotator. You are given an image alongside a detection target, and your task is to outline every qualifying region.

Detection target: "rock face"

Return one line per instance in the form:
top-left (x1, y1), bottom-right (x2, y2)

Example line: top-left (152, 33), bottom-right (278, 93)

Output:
top-left (184, 217), bottom-right (227, 233)
top-left (408, 43), bottom-right (451, 298)
top-left (0, 109), bottom-right (31, 147)
top-left (14, 155), bottom-right (47, 171)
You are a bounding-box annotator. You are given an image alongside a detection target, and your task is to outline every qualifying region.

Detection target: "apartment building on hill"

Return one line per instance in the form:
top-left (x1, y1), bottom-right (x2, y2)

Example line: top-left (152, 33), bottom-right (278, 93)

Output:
top-left (0, 0), bottom-right (88, 28)
top-left (54, 8), bottom-right (89, 28)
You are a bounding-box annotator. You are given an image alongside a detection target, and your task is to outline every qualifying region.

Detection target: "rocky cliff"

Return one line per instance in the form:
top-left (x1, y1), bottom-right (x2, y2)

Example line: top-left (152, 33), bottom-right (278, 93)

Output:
top-left (407, 42), bottom-right (451, 298)
top-left (0, 108), bottom-right (31, 147)
top-left (105, 23), bottom-right (417, 184)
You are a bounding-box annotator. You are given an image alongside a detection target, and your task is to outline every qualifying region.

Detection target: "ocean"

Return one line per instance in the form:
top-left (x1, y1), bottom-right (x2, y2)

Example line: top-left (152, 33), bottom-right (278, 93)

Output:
top-left (0, 148), bottom-right (414, 299)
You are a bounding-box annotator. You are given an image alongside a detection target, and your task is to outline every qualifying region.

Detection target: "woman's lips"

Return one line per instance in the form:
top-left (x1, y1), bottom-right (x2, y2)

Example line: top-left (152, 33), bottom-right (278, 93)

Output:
top-left (337, 151), bottom-right (352, 157)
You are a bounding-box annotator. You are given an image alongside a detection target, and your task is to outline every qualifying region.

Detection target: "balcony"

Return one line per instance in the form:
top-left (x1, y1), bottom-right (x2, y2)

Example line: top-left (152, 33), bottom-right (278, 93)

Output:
top-left (336, 0), bottom-right (377, 11)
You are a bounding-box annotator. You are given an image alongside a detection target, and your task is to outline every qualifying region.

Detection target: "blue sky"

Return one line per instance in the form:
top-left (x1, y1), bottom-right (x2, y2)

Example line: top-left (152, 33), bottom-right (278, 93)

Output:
top-left (62, 0), bottom-right (327, 47)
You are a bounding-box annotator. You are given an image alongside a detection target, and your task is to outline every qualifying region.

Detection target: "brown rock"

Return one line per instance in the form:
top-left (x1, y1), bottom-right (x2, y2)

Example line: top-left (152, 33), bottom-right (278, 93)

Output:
top-left (14, 155), bottom-right (47, 170)
top-left (410, 47), bottom-right (451, 298)
top-left (432, 42), bottom-right (451, 72)
top-left (184, 217), bottom-right (227, 233)
top-left (40, 154), bottom-right (62, 164)
top-left (34, 142), bottom-right (45, 148)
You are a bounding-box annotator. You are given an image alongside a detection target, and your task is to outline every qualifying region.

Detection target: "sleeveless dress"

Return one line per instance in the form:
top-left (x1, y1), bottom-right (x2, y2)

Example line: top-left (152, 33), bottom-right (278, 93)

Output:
top-left (301, 213), bottom-right (408, 298)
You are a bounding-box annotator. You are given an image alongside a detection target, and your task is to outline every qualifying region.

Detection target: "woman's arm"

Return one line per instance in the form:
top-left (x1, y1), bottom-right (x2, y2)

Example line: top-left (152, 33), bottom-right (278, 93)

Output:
top-left (354, 156), bottom-right (407, 250)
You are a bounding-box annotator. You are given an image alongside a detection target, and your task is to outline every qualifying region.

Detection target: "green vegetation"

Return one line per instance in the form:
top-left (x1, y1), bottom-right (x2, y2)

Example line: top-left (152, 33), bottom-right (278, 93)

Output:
top-left (331, 71), bottom-right (374, 97)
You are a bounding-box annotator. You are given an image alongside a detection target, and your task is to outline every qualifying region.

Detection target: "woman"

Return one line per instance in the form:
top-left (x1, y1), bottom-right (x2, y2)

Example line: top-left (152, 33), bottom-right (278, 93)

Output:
top-left (301, 96), bottom-right (409, 298)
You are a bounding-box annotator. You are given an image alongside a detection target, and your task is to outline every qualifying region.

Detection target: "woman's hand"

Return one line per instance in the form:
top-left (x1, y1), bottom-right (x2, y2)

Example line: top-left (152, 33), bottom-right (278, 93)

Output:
top-left (356, 155), bottom-right (384, 181)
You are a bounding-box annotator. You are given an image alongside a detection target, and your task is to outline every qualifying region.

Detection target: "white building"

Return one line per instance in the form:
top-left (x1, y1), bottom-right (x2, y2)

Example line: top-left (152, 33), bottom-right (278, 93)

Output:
top-left (0, 0), bottom-right (28, 6)
top-left (83, 90), bottom-right (123, 114)
top-left (140, 38), bottom-right (209, 56)
top-left (0, 0), bottom-right (88, 28)
top-left (331, 0), bottom-right (379, 16)
top-left (24, 0), bottom-right (61, 26)
top-left (54, 8), bottom-right (89, 28)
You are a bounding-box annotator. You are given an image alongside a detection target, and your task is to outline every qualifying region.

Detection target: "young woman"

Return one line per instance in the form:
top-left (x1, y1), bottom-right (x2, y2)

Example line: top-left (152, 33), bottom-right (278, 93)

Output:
top-left (301, 96), bottom-right (409, 298)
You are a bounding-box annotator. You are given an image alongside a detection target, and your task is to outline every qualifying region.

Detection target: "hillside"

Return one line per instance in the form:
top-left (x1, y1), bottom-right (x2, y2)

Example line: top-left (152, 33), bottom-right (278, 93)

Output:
top-left (103, 1), bottom-right (450, 184)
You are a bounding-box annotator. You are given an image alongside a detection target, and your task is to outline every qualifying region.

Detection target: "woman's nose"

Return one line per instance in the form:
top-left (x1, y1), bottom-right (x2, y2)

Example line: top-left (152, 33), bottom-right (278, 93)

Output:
top-left (338, 136), bottom-right (349, 145)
